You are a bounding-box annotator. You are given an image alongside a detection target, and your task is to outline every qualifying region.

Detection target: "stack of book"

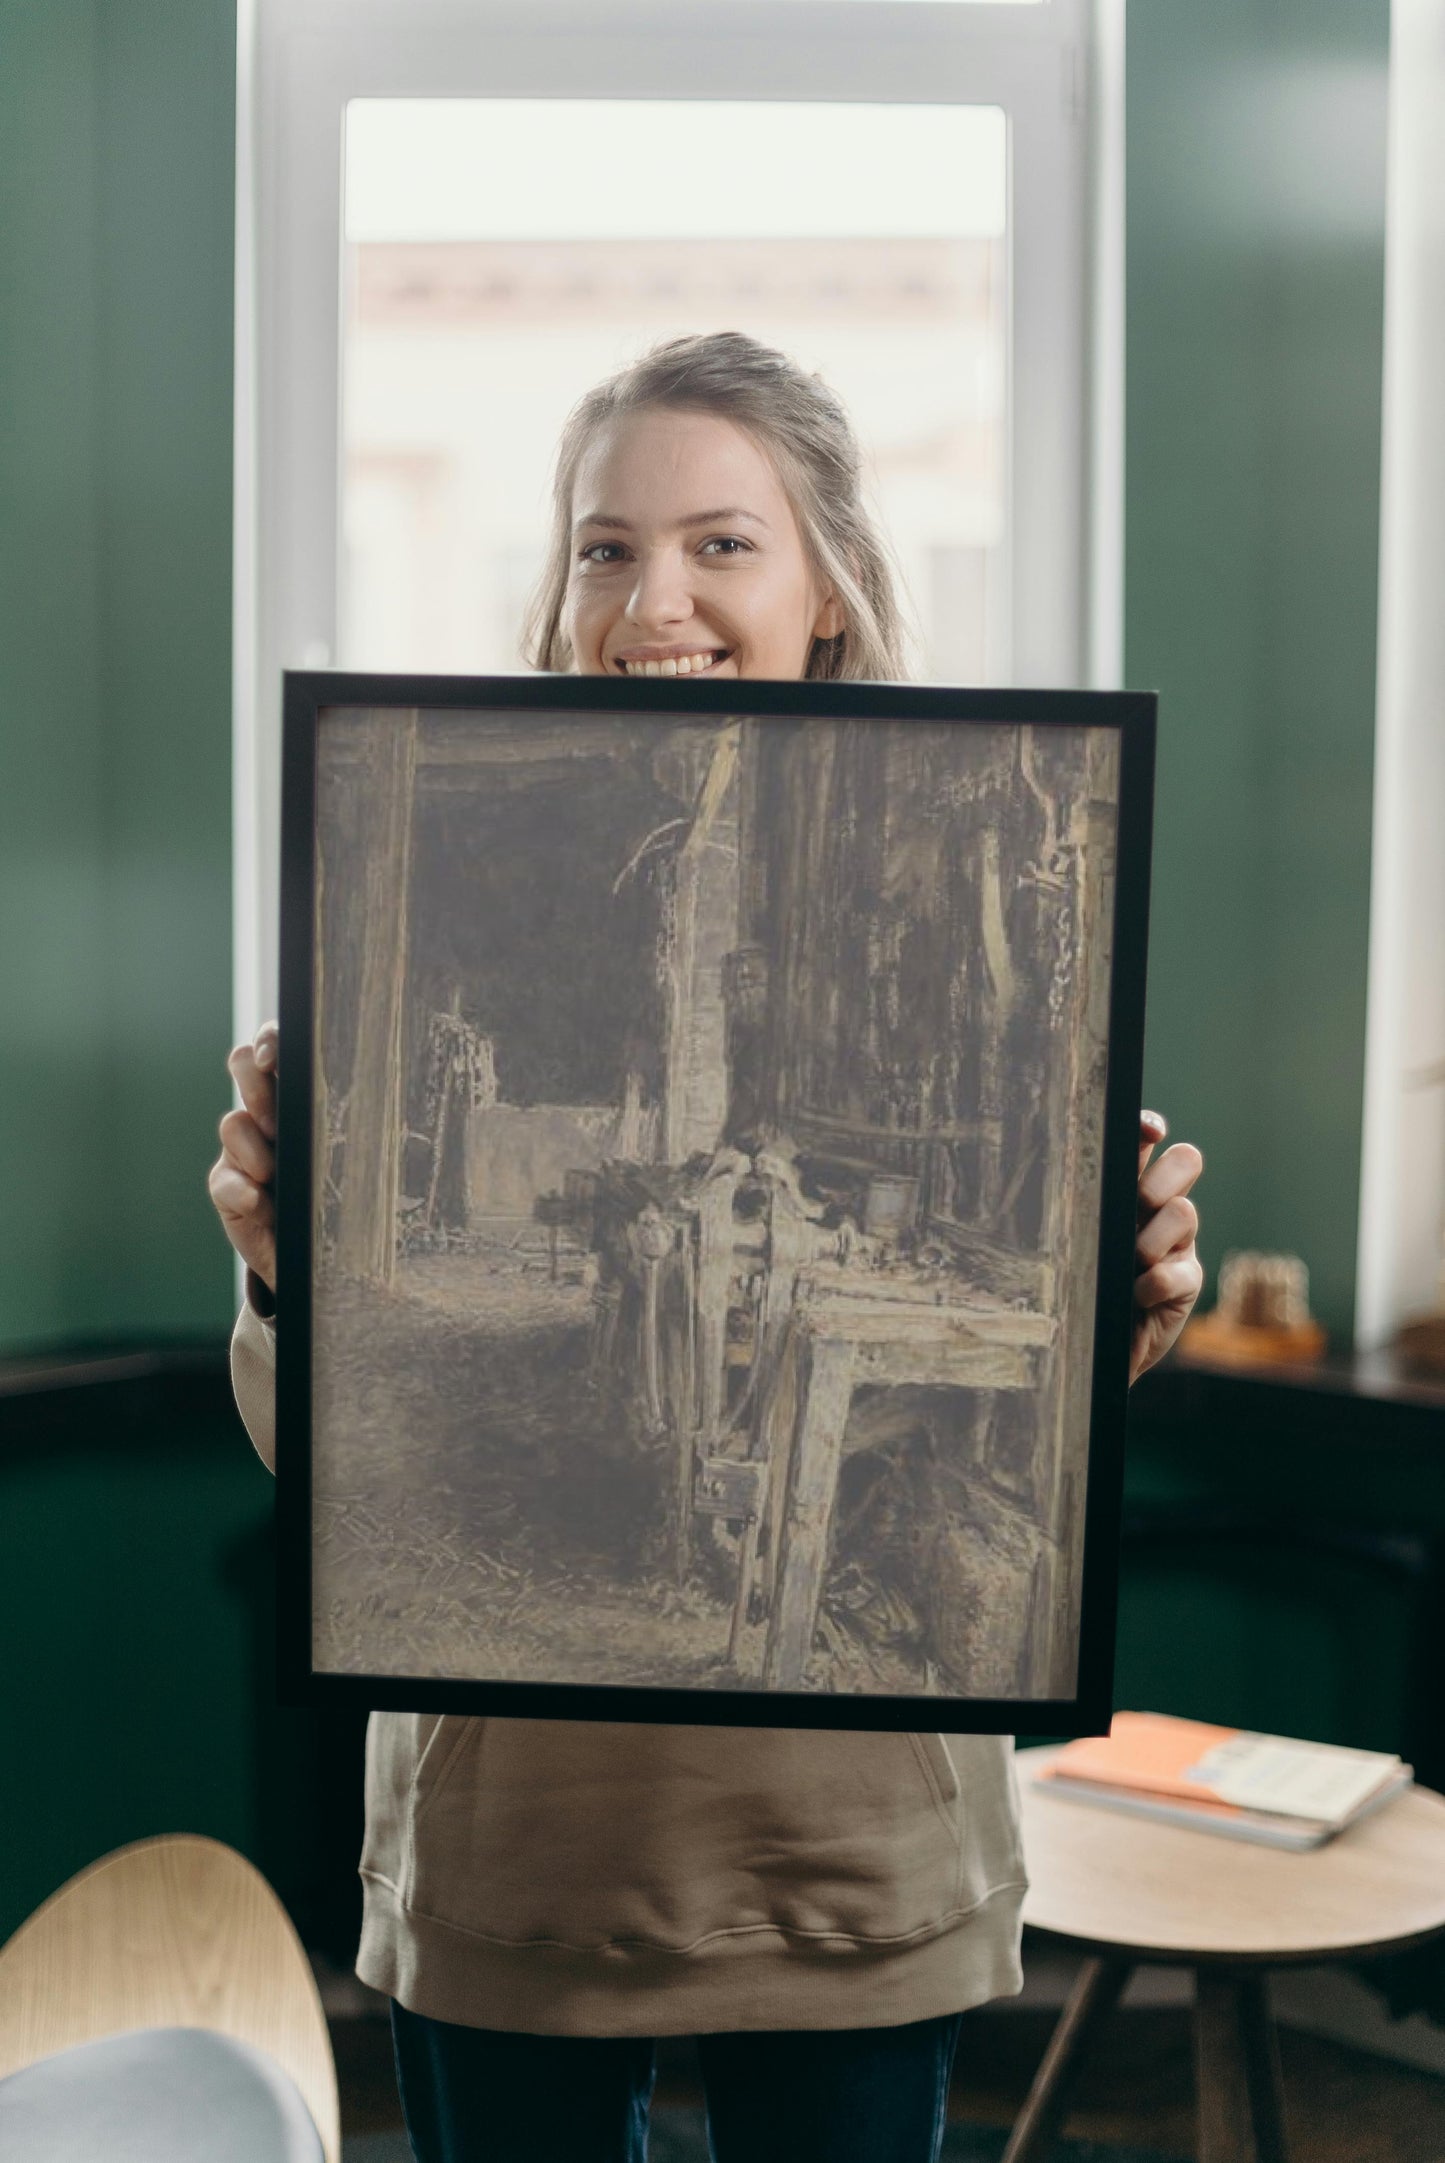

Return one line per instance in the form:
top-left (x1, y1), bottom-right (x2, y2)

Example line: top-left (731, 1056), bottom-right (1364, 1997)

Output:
top-left (1034, 1712), bottom-right (1412, 1850)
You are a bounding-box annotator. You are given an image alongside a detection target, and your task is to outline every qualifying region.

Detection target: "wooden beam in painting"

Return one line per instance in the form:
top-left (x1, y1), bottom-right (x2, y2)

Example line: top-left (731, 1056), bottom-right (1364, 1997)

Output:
top-left (847, 1335), bottom-right (1039, 1392)
top-left (331, 710), bottom-right (418, 1286)
top-left (914, 1222), bottom-right (1055, 1311)
top-left (1025, 731), bottom-right (1120, 1695)
top-left (762, 1330), bottom-right (856, 1689)
top-left (695, 1165), bottom-right (742, 1443)
top-left (758, 1282), bottom-right (1054, 1687)
top-left (661, 726), bottom-right (740, 1162)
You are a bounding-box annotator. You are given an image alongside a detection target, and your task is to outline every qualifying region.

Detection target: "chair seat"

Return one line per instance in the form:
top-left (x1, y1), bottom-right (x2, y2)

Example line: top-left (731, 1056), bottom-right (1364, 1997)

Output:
top-left (0, 2025), bottom-right (325, 2163)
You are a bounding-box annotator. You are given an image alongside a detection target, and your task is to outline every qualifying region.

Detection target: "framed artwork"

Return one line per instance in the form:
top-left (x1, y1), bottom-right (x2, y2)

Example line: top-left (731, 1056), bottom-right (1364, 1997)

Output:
top-left (276, 673), bottom-right (1154, 1733)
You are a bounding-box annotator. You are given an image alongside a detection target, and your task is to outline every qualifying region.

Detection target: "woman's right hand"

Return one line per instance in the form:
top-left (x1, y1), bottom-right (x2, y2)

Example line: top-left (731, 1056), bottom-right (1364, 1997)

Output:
top-left (209, 1021), bottom-right (279, 1296)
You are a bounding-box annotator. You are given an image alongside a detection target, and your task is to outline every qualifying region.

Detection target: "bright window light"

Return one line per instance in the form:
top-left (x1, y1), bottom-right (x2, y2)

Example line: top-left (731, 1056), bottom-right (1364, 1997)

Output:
top-left (341, 98), bottom-right (1009, 685)
top-left (345, 101), bottom-right (1007, 244)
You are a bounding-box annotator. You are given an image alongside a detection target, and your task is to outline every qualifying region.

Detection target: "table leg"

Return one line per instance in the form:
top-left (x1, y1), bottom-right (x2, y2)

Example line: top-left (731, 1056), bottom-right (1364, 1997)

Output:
top-left (1239, 1973), bottom-right (1289, 2163)
top-left (1195, 1968), bottom-right (1289, 2163)
top-left (1000, 1956), bottom-right (1131, 2163)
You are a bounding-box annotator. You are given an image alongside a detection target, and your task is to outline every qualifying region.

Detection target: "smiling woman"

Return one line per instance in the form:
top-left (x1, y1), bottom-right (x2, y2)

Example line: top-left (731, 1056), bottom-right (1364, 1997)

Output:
top-left (213, 324), bottom-right (1199, 2159)
top-left (524, 332), bottom-right (908, 684)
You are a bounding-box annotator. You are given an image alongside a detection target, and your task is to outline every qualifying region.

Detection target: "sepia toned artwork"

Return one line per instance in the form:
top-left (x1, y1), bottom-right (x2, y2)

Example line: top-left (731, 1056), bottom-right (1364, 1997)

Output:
top-left (278, 677), bottom-right (1153, 1731)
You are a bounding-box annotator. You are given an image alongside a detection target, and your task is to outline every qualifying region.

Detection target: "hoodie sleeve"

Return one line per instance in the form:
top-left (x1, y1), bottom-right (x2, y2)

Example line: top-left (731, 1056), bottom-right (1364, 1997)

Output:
top-left (230, 1273), bottom-right (278, 1474)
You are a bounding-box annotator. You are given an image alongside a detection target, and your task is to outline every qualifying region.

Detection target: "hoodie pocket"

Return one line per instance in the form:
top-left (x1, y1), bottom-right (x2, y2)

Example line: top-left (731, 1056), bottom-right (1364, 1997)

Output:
top-left (402, 1715), bottom-right (485, 1898)
top-left (908, 1731), bottom-right (962, 1835)
top-left (400, 1719), bottom-right (987, 1952)
top-left (360, 1710), bottom-right (477, 1896)
top-left (412, 1715), bottom-right (480, 1823)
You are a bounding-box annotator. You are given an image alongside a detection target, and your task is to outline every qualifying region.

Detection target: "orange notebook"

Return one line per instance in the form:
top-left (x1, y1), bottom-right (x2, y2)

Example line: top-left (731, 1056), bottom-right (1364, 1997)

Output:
top-left (1043, 1711), bottom-right (1403, 1827)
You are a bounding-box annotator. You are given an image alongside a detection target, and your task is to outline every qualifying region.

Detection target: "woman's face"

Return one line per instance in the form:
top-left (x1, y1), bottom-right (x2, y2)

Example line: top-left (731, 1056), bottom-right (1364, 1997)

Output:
top-left (563, 407), bottom-right (842, 681)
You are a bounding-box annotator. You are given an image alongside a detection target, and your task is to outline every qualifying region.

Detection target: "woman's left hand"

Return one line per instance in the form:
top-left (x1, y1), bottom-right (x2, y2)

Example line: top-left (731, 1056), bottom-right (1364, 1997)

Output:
top-left (1131, 1113), bottom-right (1204, 1384)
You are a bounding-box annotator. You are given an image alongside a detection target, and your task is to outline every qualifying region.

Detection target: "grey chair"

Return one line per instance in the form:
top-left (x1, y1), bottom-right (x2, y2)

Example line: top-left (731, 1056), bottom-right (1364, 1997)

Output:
top-left (0, 1834), bottom-right (340, 2161)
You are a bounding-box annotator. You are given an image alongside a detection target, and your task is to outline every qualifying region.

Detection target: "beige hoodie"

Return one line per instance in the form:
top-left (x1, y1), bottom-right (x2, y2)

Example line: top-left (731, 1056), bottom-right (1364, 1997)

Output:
top-left (232, 1296), bottom-right (1027, 2035)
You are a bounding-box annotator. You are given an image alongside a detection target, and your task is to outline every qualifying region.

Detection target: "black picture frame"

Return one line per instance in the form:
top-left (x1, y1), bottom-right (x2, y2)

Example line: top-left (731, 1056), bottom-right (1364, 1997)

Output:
top-left (277, 671), bottom-right (1154, 1735)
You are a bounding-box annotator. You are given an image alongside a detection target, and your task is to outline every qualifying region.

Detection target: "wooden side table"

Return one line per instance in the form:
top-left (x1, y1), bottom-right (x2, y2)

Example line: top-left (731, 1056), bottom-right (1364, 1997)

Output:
top-left (1008, 1745), bottom-right (1445, 2163)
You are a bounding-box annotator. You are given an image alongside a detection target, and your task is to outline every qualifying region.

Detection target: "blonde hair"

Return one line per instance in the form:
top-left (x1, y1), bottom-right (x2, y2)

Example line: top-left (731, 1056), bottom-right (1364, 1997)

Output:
top-left (522, 331), bottom-right (913, 682)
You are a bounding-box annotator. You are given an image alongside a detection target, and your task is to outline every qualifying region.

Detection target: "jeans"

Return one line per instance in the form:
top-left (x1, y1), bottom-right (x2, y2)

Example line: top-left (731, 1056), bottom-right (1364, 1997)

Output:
top-left (390, 2000), bottom-right (965, 2163)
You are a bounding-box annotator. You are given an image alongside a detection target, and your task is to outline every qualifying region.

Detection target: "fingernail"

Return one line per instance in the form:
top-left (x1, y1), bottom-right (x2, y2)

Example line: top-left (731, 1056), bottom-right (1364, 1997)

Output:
top-left (1142, 1110), bottom-right (1167, 1135)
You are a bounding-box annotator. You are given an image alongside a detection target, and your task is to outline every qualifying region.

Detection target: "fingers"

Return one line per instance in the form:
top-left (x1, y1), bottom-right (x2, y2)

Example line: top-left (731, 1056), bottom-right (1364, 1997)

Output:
top-left (1135, 1190), bottom-right (1199, 1270)
top-left (227, 1019), bottom-right (279, 1138)
top-left (1131, 1125), bottom-right (1205, 1372)
top-left (208, 1157), bottom-right (271, 1225)
top-left (1134, 1251), bottom-right (1204, 1313)
top-left (1138, 1109), bottom-right (1168, 1179)
top-left (217, 1107), bottom-right (274, 1186)
top-left (213, 1021), bottom-right (279, 1292)
top-left (207, 1154), bottom-right (277, 1290)
top-left (1138, 1139), bottom-right (1203, 1217)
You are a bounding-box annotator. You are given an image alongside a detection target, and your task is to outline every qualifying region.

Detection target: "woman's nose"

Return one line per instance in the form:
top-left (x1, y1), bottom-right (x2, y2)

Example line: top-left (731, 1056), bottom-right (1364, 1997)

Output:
top-left (626, 548), bottom-right (693, 630)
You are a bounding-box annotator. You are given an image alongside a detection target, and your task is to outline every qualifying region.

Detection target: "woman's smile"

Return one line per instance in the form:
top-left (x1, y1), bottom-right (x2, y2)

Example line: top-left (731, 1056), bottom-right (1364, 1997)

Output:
top-left (613, 645), bottom-right (734, 678)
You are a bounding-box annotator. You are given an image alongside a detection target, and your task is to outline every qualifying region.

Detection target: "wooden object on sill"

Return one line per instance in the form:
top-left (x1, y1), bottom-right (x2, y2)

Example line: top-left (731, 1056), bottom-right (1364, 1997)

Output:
top-left (1394, 1052), bottom-right (1445, 1377)
top-left (1179, 1249), bottom-right (1328, 1371)
top-left (1182, 1312), bottom-right (1328, 1369)
top-left (1396, 1308), bottom-right (1445, 1378)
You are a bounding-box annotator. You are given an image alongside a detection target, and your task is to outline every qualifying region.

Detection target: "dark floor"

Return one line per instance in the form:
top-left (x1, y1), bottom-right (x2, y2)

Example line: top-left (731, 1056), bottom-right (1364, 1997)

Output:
top-left (332, 1997), bottom-right (1445, 2162)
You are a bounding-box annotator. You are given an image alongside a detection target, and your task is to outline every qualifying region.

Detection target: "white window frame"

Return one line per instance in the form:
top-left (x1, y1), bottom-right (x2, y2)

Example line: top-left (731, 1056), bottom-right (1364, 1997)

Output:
top-left (1355, 1), bottom-right (1445, 1351)
top-left (234, 0), bottom-right (1122, 1031)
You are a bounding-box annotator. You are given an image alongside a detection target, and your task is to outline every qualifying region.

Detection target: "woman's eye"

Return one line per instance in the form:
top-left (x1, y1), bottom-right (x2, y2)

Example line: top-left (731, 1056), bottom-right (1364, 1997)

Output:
top-left (700, 536), bottom-right (751, 558)
top-left (579, 541), bottom-right (627, 565)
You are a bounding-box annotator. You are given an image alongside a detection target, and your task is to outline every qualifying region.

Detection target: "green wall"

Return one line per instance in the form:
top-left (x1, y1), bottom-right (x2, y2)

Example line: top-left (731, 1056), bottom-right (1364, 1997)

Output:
top-left (0, 1396), bottom-right (273, 1943)
top-left (1119, 1407), bottom-right (1442, 1760)
top-left (1, 3), bottom-right (108, 1345)
top-left (0, 0), bottom-right (236, 1353)
top-left (1128, 0), bottom-right (1390, 1339)
top-left (0, 1), bottom-right (1390, 1354)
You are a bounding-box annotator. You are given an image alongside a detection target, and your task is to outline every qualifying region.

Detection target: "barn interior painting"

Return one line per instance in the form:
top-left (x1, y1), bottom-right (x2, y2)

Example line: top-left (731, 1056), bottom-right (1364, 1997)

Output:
top-left (309, 706), bottom-right (1119, 1702)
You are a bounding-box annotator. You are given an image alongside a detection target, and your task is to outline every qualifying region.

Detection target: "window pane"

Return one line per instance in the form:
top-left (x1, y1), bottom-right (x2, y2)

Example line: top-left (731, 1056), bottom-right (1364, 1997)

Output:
top-left (341, 99), bottom-right (1007, 683)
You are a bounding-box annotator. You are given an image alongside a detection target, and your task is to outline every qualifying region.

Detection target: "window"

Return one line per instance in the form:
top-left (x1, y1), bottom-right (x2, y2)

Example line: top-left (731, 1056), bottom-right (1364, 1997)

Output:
top-left (236, 0), bottom-right (1118, 1026)
top-left (340, 99), bottom-right (1008, 681)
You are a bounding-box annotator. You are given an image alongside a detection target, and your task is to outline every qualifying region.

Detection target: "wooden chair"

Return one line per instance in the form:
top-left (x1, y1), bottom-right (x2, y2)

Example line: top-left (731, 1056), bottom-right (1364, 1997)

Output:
top-left (1007, 1745), bottom-right (1445, 2163)
top-left (0, 1834), bottom-right (340, 2162)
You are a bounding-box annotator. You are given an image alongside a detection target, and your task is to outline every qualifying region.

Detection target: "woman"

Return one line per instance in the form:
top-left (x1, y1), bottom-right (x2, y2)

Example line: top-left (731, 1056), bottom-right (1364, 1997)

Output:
top-left (212, 333), bottom-right (1203, 2163)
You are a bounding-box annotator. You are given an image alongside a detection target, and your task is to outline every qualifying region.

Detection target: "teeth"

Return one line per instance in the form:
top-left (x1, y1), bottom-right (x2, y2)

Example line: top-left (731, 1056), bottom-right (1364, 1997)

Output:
top-left (622, 652), bottom-right (721, 676)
